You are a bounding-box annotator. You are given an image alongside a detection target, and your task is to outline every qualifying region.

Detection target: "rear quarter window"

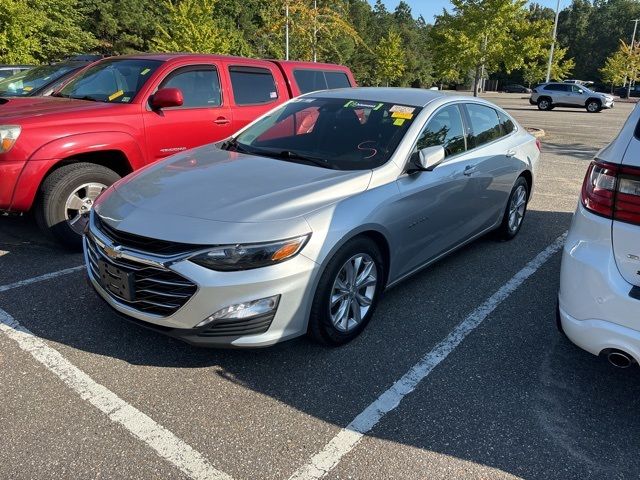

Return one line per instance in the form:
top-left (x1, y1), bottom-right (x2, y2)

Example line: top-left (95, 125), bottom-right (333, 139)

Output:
top-left (293, 69), bottom-right (352, 94)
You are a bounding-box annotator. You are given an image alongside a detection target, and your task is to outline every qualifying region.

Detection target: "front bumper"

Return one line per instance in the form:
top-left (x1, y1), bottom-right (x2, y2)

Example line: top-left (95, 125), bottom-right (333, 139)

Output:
top-left (0, 161), bottom-right (25, 210)
top-left (84, 234), bottom-right (321, 348)
top-left (558, 205), bottom-right (640, 361)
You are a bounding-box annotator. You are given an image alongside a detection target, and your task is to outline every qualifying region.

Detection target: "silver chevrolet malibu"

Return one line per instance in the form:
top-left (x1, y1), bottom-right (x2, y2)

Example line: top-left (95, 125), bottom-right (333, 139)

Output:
top-left (85, 88), bottom-right (540, 347)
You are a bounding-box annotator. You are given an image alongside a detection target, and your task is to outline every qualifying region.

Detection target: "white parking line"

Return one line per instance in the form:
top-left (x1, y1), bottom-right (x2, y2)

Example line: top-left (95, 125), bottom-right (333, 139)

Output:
top-left (288, 232), bottom-right (567, 480)
top-left (0, 307), bottom-right (234, 480)
top-left (0, 266), bottom-right (84, 293)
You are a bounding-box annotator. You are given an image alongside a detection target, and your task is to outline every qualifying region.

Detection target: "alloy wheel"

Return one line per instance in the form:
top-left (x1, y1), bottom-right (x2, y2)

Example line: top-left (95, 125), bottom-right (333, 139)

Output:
top-left (64, 182), bottom-right (107, 235)
top-left (508, 185), bottom-right (527, 232)
top-left (329, 253), bottom-right (378, 333)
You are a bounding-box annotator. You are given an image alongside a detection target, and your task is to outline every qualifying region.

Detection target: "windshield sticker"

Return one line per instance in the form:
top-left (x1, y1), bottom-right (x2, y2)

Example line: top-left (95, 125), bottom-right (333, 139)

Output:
top-left (22, 86), bottom-right (33, 91)
top-left (121, 96), bottom-right (130, 102)
top-left (108, 90), bottom-right (124, 101)
top-left (270, 91), bottom-right (278, 99)
top-left (140, 68), bottom-right (151, 75)
top-left (391, 111), bottom-right (413, 120)
top-left (389, 105), bottom-right (415, 114)
top-left (344, 100), bottom-right (383, 109)
top-left (393, 118), bottom-right (406, 126)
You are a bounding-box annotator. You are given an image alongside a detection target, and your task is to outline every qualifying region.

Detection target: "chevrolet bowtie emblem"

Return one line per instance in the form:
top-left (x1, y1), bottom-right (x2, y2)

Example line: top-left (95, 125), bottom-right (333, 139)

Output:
top-left (104, 244), bottom-right (123, 259)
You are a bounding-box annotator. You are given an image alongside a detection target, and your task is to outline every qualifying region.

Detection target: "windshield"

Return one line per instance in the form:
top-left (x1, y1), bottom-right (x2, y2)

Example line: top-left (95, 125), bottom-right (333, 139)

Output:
top-left (227, 97), bottom-right (422, 170)
top-left (56, 59), bottom-right (161, 103)
top-left (0, 64), bottom-right (78, 96)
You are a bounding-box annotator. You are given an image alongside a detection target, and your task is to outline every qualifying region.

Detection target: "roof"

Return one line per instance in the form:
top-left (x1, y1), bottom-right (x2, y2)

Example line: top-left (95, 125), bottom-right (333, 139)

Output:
top-left (308, 87), bottom-right (447, 107)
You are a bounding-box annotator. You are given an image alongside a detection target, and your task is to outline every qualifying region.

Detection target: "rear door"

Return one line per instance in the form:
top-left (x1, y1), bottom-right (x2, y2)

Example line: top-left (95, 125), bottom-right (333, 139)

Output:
top-left (224, 61), bottom-right (285, 133)
top-left (142, 63), bottom-right (234, 162)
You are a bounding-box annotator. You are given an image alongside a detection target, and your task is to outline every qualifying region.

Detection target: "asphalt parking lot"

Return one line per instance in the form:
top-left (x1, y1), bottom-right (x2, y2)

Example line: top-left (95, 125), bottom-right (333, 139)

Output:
top-left (1, 94), bottom-right (639, 480)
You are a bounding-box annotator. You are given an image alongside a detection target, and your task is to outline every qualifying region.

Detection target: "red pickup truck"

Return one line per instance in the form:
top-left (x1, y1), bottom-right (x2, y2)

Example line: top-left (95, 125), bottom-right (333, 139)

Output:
top-left (0, 53), bottom-right (355, 247)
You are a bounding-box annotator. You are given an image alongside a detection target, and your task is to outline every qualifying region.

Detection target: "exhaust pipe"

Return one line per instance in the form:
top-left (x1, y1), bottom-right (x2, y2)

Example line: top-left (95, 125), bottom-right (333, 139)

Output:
top-left (607, 350), bottom-right (633, 369)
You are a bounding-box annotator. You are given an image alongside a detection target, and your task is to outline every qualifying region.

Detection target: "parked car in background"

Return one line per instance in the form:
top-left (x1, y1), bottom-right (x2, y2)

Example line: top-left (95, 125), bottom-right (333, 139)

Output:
top-left (530, 82), bottom-right (614, 112)
top-left (615, 85), bottom-right (640, 99)
top-left (559, 103), bottom-right (640, 369)
top-left (502, 84), bottom-right (531, 94)
top-left (0, 65), bottom-right (32, 81)
top-left (84, 88), bottom-right (539, 347)
top-left (0, 53), bottom-right (355, 248)
top-left (0, 56), bottom-right (101, 98)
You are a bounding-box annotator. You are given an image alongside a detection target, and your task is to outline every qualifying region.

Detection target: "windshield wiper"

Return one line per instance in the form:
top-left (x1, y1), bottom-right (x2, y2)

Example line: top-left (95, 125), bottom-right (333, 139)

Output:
top-left (70, 95), bottom-right (100, 102)
top-left (220, 138), bottom-right (250, 154)
top-left (273, 150), bottom-right (335, 169)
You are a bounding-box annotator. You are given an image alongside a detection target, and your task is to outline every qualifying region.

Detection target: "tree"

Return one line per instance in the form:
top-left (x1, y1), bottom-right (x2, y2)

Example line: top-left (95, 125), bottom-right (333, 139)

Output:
top-left (152, 0), bottom-right (239, 54)
top-left (431, 0), bottom-right (543, 96)
top-left (600, 40), bottom-right (640, 91)
top-left (0, 0), bottom-right (44, 63)
top-left (522, 45), bottom-right (575, 85)
top-left (375, 31), bottom-right (406, 86)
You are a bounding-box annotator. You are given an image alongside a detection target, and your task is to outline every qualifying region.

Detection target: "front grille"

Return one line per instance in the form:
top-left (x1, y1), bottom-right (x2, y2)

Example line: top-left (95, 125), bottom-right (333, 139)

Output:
top-left (94, 215), bottom-right (205, 256)
top-left (197, 313), bottom-right (275, 337)
top-left (86, 235), bottom-right (197, 317)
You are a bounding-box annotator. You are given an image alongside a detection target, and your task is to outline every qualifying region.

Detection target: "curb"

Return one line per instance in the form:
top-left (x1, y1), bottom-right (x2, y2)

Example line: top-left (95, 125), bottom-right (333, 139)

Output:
top-left (526, 127), bottom-right (545, 138)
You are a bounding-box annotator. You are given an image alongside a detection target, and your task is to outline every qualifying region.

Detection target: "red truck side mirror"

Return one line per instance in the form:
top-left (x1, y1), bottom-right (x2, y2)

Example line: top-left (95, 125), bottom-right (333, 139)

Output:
top-left (151, 88), bottom-right (183, 109)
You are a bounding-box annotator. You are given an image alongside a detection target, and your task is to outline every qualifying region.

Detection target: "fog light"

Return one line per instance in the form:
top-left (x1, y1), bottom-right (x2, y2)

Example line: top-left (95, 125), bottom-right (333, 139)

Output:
top-left (195, 295), bottom-right (280, 328)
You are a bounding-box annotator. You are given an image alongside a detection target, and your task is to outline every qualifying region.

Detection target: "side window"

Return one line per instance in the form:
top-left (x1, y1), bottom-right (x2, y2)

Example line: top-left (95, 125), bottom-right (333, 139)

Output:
top-left (294, 69), bottom-right (327, 93)
top-left (229, 66), bottom-right (278, 105)
top-left (572, 85), bottom-right (584, 93)
top-left (498, 110), bottom-right (515, 135)
top-left (416, 104), bottom-right (466, 157)
top-left (160, 67), bottom-right (221, 108)
top-left (325, 71), bottom-right (351, 89)
top-left (466, 104), bottom-right (503, 148)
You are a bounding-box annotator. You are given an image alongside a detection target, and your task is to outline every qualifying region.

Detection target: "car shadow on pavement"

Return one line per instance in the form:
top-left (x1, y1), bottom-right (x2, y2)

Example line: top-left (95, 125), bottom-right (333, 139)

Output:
top-left (540, 142), bottom-right (599, 161)
top-left (3, 209), bottom-right (640, 479)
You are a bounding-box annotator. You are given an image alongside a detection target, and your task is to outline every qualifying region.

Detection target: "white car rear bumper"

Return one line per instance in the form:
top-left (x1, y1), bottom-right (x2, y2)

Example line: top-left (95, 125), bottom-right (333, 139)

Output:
top-left (559, 204), bottom-right (640, 361)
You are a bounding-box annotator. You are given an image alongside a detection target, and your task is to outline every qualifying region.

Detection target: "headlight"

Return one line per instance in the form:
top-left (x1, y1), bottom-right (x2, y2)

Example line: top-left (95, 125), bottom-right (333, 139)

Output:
top-left (0, 125), bottom-right (21, 153)
top-left (190, 234), bottom-right (310, 271)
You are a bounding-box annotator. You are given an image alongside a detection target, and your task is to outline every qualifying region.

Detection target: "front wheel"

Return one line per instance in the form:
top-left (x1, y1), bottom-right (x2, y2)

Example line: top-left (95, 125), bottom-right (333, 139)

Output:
top-left (35, 162), bottom-right (121, 249)
top-left (496, 177), bottom-right (529, 241)
top-left (586, 100), bottom-right (601, 113)
top-left (537, 98), bottom-right (552, 111)
top-left (308, 237), bottom-right (385, 346)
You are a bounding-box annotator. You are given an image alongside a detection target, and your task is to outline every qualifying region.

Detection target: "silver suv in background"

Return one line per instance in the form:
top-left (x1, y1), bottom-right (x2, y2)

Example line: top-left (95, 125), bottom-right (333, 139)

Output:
top-left (530, 82), bottom-right (614, 112)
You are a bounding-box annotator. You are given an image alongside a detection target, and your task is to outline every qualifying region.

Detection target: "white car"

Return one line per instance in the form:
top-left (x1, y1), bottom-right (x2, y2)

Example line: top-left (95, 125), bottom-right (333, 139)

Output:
top-left (559, 104), bottom-right (640, 368)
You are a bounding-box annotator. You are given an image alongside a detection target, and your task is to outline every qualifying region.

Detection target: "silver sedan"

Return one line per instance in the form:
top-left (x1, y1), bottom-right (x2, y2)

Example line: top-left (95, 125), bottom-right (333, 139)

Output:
top-left (84, 88), bottom-right (540, 347)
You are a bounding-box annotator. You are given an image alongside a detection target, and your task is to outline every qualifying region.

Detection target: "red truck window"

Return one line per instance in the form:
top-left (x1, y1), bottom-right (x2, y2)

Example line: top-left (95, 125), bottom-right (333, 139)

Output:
top-left (229, 66), bottom-right (278, 105)
top-left (160, 66), bottom-right (222, 108)
top-left (293, 69), bottom-right (351, 94)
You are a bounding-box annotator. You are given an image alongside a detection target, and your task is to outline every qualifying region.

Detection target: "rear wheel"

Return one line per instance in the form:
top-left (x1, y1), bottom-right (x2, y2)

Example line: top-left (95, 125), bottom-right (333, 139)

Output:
top-left (537, 97), bottom-right (552, 111)
top-left (586, 99), bottom-right (601, 113)
top-left (35, 162), bottom-right (120, 249)
top-left (308, 237), bottom-right (385, 346)
top-left (496, 176), bottom-right (529, 240)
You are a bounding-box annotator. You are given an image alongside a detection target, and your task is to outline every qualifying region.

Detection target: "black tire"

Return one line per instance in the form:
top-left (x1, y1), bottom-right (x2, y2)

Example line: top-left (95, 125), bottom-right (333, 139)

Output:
top-left (537, 97), bottom-right (552, 111)
top-left (35, 162), bottom-right (120, 250)
top-left (586, 99), bottom-right (601, 113)
top-left (308, 237), bottom-right (385, 346)
top-left (496, 176), bottom-right (529, 241)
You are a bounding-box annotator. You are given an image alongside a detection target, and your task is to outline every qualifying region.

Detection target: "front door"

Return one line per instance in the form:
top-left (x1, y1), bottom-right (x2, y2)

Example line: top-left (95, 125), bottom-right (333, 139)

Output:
top-left (142, 64), bottom-right (234, 163)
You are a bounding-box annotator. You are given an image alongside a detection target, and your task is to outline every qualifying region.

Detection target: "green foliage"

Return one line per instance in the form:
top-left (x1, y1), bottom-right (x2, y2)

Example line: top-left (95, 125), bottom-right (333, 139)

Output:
top-left (522, 46), bottom-right (575, 85)
top-left (0, 0), bottom-right (44, 63)
top-left (375, 31), bottom-right (406, 86)
top-left (600, 40), bottom-right (640, 87)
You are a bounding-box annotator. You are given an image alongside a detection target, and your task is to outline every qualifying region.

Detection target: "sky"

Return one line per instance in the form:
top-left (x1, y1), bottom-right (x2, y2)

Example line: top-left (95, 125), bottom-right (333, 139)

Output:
top-left (371, 0), bottom-right (563, 21)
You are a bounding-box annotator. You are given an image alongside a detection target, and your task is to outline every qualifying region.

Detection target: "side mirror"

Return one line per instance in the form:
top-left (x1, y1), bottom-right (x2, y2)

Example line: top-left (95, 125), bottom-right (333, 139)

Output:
top-left (408, 145), bottom-right (445, 173)
top-left (151, 87), bottom-right (183, 109)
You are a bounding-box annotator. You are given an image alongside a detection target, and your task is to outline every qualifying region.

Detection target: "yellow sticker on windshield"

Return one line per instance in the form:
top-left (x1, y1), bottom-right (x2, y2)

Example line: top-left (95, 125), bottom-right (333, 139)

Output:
top-left (140, 68), bottom-right (150, 75)
top-left (22, 86), bottom-right (33, 91)
top-left (108, 90), bottom-right (124, 101)
top-left (391, 111), bottom-right (413, 120)
top-left (393, 118), bottom-right (405, 126)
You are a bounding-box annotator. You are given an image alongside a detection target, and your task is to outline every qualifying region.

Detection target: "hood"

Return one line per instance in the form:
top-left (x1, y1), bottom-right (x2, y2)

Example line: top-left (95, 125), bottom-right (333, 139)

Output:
top-left (103, 144), bottom-right (371, 231)
top-left (0, 96), bottom-right (117, 122)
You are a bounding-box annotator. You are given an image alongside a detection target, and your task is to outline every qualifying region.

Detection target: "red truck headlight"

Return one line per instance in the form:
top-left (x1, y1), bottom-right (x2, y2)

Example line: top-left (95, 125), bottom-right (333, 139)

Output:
top-left (0, 125), bottom-right (21, 153)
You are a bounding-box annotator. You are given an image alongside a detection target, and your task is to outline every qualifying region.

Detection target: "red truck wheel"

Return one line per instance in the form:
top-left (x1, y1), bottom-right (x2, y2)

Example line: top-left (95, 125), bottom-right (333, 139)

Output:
top-left (35, 163), bottom-right (121, 249)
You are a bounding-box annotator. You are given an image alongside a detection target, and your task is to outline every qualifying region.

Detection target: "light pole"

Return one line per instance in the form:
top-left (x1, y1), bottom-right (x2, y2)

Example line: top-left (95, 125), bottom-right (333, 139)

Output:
top-left (313, 0), bottom-right (317, 62)
top-left (626, 19), bottom-right (640, 99)
top-left (285, 1), bottom-right (290, 61)
top-left (545, 0), bottom-right (561, 83)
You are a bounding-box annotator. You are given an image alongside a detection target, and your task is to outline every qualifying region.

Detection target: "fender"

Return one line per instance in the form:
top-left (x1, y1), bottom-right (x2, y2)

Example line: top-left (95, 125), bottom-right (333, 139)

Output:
top-left (11, 132), bottom-right (146, 212)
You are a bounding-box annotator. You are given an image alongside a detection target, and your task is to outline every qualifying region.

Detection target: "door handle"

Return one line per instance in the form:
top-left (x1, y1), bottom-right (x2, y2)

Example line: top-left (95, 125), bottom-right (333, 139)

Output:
top-left (463, 164), bottom-right (477, 176)
top-left (506, 149), bottom-right (517, 157)
top-left (214, 117), bottom-right (230, 125)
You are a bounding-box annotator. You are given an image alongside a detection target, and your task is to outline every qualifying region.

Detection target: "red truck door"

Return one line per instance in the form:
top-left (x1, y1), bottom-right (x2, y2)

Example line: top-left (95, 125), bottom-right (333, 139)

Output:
top-left (222, 60), bottom-right (287, 133)
top-left (142, 63), bottom-right (234, 162)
